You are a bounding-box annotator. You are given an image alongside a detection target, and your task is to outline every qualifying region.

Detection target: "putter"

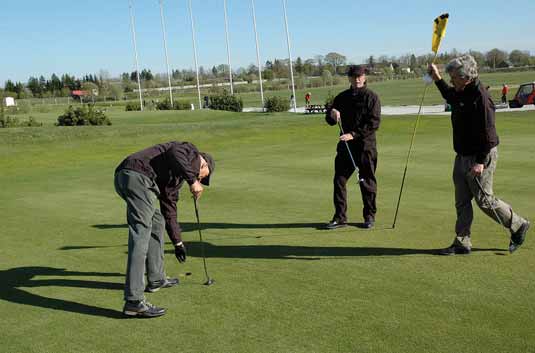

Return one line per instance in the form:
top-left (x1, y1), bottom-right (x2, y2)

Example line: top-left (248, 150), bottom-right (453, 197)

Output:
top-left (193, 197), bottom-right (214, 286)
top-left (337, 119), bottom-right (364, 183)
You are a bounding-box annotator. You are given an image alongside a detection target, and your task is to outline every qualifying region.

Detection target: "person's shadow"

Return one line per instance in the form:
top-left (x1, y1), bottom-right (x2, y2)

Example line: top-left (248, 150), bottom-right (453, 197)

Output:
top-left (164, 241), bottom-right (502, 260)
top-left (0, 267), bottom-right (124, 318)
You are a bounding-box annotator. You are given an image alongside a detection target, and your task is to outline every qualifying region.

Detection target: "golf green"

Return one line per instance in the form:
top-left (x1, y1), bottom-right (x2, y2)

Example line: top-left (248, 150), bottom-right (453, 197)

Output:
top-left (0, 108), bottom-right (533, 353)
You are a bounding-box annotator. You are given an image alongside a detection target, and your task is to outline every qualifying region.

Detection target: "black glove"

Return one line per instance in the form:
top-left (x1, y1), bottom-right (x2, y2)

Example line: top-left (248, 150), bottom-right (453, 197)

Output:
top-left (174, 243), bottom-right (187, 263)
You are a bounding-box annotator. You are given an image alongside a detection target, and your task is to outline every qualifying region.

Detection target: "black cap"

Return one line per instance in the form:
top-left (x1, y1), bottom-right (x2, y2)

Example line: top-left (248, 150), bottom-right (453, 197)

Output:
top-left (199, 152), bottom-right (214, 186)
top-left (347, 65), bottom-right (367, 77)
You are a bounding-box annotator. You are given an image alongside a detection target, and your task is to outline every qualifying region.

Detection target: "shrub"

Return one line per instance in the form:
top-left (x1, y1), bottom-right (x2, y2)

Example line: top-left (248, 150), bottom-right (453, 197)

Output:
top-left (125, 102), bottom-right (141, 111)
top-left (264, 96), bottom-right (290, 112)
top-left (156, 98), bottom-right (192, 111)
top-left (57, 105), bottom-right (111, 126)
top-left (209, 92), bottom-right (243, 112)
top-left (0, 115), bottom-right (42, 128)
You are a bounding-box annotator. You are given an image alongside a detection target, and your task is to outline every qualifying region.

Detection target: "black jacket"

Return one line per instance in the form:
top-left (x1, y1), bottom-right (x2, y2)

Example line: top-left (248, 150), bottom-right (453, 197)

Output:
top-left (115, 141), bottom-right (201, 244)
top-left (325, 86), bottom-right (381, 150)
top-left (435, 79), bottom-right (499, 164)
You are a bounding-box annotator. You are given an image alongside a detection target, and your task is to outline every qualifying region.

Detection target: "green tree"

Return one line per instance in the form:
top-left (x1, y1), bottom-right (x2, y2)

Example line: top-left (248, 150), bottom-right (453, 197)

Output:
top-left (485, 48), bottom-right (508, 69)
top-left (509, 50), bottom-right (530, 66)
top-left (325, 52), bottom-right (346, 75)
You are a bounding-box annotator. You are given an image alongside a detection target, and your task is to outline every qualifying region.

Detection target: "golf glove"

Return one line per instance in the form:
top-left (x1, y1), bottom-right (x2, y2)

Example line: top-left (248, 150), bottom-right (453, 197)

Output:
top-left (174, 243), bottom-right (187, 263)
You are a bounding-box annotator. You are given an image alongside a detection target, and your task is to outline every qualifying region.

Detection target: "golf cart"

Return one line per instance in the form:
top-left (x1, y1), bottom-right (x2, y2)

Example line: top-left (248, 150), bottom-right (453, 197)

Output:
top-left (508, 82), bottom-right (535, 108)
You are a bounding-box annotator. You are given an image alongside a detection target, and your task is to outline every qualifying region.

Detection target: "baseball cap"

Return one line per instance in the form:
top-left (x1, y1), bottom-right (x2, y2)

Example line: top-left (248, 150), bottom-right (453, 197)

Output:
top-left (347, 65), bottom-right (367, 77)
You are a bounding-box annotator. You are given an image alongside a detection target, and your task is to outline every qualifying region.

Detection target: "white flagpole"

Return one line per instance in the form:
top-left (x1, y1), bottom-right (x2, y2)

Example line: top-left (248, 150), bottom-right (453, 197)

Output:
top-left (128, 0), bottom-right (144, 111)
top-left (159, 0), bottom-right (174, 105)
top-left (282, 0), bottom-right (296, 112)
top-left (188, 0), bottom-right (202, 109)
top-left (223, 0), bottom-right (234, 94)
top-left (251, 0), bottom-right (264, 109)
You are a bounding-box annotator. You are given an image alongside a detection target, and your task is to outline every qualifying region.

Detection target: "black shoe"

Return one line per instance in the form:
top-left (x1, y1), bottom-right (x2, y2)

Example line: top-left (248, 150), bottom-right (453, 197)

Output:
top-left (363, 220), bottom-right (375, 229)
top-left (325, 220), bottom-right (347, 230)
top-left (437, 244), bottom-right (471, 255)
top-left (123, 300), bottom-right (166, 318)
top-left (509, 220), bottom-right (530, 253)
top-left (145, 277), bottom-right (179, 293)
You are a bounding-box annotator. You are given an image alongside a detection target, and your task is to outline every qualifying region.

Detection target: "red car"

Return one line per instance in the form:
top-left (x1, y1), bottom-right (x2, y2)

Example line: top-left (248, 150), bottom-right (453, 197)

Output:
top-left (509, 82), bottom-right (535, 108)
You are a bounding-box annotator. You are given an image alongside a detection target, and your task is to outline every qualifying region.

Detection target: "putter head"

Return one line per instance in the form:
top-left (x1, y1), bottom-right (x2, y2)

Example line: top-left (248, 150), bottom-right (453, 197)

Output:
top-left (204, 278), bottom-right (215, 286)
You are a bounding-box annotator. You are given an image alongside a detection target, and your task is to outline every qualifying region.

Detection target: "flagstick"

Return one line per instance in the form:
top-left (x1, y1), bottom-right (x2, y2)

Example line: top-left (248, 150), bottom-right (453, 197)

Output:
top-left (392, 51), bottom-right (439, 229)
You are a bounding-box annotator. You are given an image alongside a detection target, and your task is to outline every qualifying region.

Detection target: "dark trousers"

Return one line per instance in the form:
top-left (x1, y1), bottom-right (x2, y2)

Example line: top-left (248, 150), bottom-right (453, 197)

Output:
top-left (333, 145), bottom-right (377, 223)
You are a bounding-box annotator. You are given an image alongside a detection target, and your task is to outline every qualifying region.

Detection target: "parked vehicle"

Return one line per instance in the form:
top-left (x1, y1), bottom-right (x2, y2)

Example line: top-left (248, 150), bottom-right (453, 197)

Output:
top-left (509, 82), bottom-right (535, 108)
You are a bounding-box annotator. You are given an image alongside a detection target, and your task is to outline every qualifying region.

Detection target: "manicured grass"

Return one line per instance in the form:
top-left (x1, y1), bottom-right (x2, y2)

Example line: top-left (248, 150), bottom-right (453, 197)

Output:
top-left (0, 108), bottom-right (534, 353)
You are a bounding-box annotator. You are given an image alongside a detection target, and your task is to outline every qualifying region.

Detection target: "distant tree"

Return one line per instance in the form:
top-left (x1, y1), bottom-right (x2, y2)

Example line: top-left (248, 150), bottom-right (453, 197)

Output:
top-left (4, 80), bottom-right (16, 92)
top-left (468, 50), bottom-right (486, 67)
top-left (50, 74), bottom-right (62, 93)
top-left (295, 57), bottom-right (303, 74)
top-left (325, 52), bottom-right (346, 75)
top-left (321, 69), bottom-right (333, 86)
top-left (409, 54), bottom-right (417, 71)
top-left (27, 77), bottom-right (42, 97)
top-left (509, 50), bottom-right (530, 66)
top-left (212, 66), bottom-right (218, 77)
top-left (485, 48), bottom-right (508, 69)
top-left (367, 55), bottom-right (375, 69)
top-left (262, 69), bottom-right (274, 81)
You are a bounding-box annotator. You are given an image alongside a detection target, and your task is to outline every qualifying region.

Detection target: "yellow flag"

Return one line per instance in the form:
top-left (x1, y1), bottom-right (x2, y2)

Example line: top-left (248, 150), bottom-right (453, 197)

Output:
top-left (432, 13), bottom-right (449, 53)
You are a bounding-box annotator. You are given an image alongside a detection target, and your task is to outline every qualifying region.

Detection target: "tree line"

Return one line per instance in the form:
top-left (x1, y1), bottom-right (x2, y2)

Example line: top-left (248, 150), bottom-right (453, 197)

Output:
top-left (3, 48), bottom-right (534, 100)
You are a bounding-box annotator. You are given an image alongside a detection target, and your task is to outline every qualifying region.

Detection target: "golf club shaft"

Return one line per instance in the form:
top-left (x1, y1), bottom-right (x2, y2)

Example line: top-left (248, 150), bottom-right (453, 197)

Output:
top-left (392, 53), bottom-right (437, 228)
top-left (193, 197), bottom-right (211, 282)
top-left (337, 119), bottom-right (363, 183)
top-left (473, 176), bottom-right (508, 232)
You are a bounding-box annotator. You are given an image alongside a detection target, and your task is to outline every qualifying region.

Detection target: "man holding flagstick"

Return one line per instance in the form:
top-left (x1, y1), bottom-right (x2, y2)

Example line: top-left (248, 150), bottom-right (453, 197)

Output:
top-left (428, 55), bottom-right (530, 255)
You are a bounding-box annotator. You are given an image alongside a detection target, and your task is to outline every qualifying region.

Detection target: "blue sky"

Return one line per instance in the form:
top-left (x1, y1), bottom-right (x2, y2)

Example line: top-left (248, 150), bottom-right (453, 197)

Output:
top-left (0, 0), bottom-right (534, 85)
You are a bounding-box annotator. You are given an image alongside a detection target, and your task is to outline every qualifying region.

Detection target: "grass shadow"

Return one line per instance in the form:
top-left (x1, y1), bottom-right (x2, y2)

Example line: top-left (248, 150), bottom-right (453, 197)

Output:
top-left (0, 267), bottom-right (124, 319)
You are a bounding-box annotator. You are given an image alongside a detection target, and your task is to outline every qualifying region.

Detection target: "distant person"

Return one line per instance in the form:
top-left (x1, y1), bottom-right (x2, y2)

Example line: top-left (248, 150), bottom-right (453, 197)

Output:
top-left (324, 65), bottom-right (381, 229)
top-left (501, 84), bottom-right (509, 104)
top-left (203, 95), bottom-right (209, 109)
top-left (429, 55), bottom-right (529, 255)
top-left (305, 92), bottom-right (311, 106)
top-left (114, 141), bottom-right (214, 317)
top-left (290, 94), bottom-right (296, 108)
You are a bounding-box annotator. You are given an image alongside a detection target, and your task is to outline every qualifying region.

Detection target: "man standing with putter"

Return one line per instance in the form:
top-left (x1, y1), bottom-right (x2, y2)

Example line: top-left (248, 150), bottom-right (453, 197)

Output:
top-left (114, 141), bottom-right (214, 317)
top-left (325, 65), bottom-right (381, 229)
top-left (429, 55), bottom-right (529, 255)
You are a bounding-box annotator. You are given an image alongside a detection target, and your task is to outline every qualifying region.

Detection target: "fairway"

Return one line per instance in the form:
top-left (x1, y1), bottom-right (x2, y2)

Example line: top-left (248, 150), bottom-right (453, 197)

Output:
top-left (1, 109), bottom-right (534, 353)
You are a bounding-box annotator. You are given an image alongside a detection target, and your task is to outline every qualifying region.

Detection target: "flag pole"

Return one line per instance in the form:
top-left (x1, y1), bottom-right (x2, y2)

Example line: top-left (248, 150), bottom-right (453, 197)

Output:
top-left (159, 0), bottom-right (173, 105)
top-left (251, 0), bottom-right (264, 110)
top-left (128, 0), bottom-right (144, 111)
top-left (282, 0), bottom-right (297, 112)
top-left (188, 0), bottom-right (202, 110)
top-left (392, 13), bottom-right (449, 229)
top-left (223, 0), bottom-right (234, 95)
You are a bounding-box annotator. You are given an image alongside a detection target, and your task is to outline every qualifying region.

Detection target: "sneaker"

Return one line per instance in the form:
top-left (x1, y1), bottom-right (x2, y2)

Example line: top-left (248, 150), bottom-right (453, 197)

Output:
top-left (437, 244), bottom-right (471, 255)
top-left (325, 220), bottom-right (347, 230)
top-left (123, 300), bottom-right (165, 318)
top-left (145, 277), bottom-right (179, 293)
top-left (509, 220), bottom-right (530, 253)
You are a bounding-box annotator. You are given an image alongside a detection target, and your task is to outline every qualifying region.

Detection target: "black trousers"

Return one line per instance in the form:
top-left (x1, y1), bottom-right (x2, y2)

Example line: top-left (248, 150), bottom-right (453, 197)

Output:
top-left (332, 144), bottom-right (377, 223)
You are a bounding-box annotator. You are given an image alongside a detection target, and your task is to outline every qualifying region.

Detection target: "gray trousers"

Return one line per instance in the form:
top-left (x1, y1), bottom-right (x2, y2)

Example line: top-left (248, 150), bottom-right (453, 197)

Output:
top-left (453, 147), bottom-right (525, 246)
top-left (114, 169), bottom-right (166, 302)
